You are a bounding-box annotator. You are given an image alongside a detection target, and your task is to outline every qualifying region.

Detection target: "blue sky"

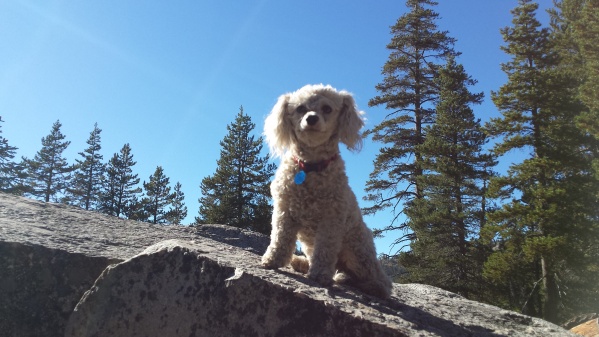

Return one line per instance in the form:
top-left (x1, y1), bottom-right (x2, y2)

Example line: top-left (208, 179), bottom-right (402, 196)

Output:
top-left (0, 0), bottom-right (554, 254)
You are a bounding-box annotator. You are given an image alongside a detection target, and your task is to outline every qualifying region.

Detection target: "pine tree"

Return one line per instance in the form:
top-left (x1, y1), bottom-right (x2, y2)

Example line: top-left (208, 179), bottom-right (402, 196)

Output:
top-left (99, 158), bottom-right (118, 216)
top-left (124, 195), bottom-right (148, 222)
top-left (552, 0), bottom-right (599, 181)
top-left (250, 195), bottom-right (272, 235)
top-left (364, 0), bottom-right (458, 250)
top-left (0, 117), bottom-right (22, 194)
top-left (166, 182), bottom-right (187, 225)
top-left (23, 120), bottom-right (73, 202)
top-left (142, 166), bottom-right (175, 224)
top-left (68, 123), bottom-right (104, 210)
top-left (99, 144), bottom-right (141, 218)
top-left (547, 0), bottom-right (599, 320)
top-left (572, 0), bottom-right (599, 154)
top-left (196, 106), bottom-right (276, 234)
top-left (399, 57), bottom-right (495, 299)
top-left (484, 0), bottom-right (599, 322)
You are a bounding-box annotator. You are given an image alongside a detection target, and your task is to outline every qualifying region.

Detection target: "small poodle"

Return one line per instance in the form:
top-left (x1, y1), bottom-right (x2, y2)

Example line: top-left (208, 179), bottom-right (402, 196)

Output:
top-left (261, 84), bottom-right (392, 299)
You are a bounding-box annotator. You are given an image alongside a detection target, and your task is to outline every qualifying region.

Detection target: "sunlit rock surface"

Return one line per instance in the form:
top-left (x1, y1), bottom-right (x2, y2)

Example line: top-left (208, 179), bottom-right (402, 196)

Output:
top-left (0, 193), bottom-right (574, 337)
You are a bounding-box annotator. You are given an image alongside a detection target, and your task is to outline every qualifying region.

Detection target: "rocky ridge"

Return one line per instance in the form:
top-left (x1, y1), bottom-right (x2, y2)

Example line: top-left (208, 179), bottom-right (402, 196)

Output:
top-left (0, 193), bottom-right (575, 336)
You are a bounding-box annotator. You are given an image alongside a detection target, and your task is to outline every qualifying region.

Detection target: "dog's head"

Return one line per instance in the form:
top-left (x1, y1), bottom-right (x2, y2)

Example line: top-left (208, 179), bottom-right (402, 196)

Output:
top-left (264, 84), bottom-right (364, 157)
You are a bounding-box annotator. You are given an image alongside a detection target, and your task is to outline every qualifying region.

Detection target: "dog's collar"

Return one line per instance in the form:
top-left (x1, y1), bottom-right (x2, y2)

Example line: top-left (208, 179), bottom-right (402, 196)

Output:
top-left (293, 154), bottom-right (338, 173)
top-left (292, 154), bottom-right (338, 185)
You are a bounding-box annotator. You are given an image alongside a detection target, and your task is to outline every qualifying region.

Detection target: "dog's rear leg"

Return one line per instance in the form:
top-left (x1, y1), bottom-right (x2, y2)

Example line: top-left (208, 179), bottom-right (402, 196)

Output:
top-left (337, 242), bottom-right (392, 299)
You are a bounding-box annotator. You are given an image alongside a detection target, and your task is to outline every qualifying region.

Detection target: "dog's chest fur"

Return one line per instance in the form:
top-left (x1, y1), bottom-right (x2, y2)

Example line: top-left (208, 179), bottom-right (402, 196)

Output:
top-left (274, 157), bottom-right (350, 231)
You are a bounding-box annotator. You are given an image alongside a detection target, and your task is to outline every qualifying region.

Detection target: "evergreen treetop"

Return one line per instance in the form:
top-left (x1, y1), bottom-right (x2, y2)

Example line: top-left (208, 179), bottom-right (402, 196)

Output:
top-left (69, 123), bottom-right (104, 210)
top-left (24, 120), bottom-right (73, 202)
top-left (197, 106), bottom-right (275, 234)
top-left (143, 166), bottom-right (175, 224)
top-left (166, 181), bottom-right (187, 225)
top-left (99, 143), bottom-right (141, 218)
top-left (0, 117), bottom-right (21, 193)
top-left (364, 0), bottom-right (457, 242)
top-left (483, 0), bottom-right (599, 322)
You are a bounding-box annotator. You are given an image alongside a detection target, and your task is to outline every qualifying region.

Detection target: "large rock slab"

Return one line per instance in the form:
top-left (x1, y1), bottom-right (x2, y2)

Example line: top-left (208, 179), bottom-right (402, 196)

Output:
top-left (0, 193), bottom-right (223, 337)
top-left (0, 193), bottom-right (576, 337)
top-left (66, 239), bottom-right (574, 337)
top-left (0, 241), bottom-right (115, 337)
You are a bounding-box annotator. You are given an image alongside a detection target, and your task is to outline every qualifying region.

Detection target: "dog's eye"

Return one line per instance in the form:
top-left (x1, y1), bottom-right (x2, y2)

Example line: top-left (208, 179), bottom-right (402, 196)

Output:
top-left (296, 105), bottom-right (308, 114)
top-left (322, 105), bottom-right (332, 114)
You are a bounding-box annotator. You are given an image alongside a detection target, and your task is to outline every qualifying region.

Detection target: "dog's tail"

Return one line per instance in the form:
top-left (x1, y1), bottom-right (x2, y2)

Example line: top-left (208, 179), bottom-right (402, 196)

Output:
top-left (290, 255), bottom-right (310, 274)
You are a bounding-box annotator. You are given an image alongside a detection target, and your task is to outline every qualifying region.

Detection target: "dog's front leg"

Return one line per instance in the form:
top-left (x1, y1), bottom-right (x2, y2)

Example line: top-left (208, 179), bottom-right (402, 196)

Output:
top-left (261, 210), bottom-right (298, 270)
top-left (307, 229), bottom-right (342, 287)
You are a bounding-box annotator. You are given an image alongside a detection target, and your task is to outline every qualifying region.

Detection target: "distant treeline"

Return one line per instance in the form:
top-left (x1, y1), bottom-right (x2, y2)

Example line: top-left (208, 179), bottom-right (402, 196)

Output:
top-left (0, 120), bottom-right (189, 225)
top-left (0, 106), bottom-right (275, 234)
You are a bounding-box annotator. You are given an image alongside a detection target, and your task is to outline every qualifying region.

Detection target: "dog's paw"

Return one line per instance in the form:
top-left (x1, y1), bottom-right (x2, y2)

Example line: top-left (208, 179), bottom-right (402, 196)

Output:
top-left (261, 257), bottom-right (280, 270)
top-left (261, 261), bottom-right (278, 270)
top-left (261, 252), bottom-right (288, 270)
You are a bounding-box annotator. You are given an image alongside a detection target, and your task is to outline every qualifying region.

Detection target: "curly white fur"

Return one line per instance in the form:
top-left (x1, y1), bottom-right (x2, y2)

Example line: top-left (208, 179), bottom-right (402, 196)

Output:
top-left (261, 84), bottom-right (392, 299)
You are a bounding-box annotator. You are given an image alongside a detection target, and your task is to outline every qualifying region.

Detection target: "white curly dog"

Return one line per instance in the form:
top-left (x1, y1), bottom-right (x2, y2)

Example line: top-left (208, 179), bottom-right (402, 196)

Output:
top-left (261, 84), bottom-right (392, 299)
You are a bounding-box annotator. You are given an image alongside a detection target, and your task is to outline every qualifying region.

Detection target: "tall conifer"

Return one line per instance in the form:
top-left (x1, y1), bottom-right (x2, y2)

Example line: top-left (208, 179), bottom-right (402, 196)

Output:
top-left (399, 57), bottom-right (494, 299)
top-left (484, 0), bottom-right (599, 322)
top-left (0, 117), bottom-right (22, 194)
top-left (68, 123), bottom-right (104, 210)
top-left (99, 143), bottom-right (141, 218)
top-left (166, 182), bottom-right (187, 225)
top-left (572, 0), bottom-right (599, 152)
top-left (365, 0), bottom-right (457, 249)
top-left (196, 107), bottom-right (276, 234)
top-left (143, 166), bottom-right (175, 224)
top-left (24, 120), bottom-right (73, 202)
top-left (547, 0), bottom-right (599, 320)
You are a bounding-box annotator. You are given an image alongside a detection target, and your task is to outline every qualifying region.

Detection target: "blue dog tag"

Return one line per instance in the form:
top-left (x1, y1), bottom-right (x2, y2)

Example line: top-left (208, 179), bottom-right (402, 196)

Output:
top-left (294, 170), bottom-right (306, 184)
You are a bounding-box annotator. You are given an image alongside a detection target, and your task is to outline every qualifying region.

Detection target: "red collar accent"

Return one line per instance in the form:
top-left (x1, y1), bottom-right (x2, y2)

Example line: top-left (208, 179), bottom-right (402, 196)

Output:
top-left (293, 154), bottom-right (338, 173)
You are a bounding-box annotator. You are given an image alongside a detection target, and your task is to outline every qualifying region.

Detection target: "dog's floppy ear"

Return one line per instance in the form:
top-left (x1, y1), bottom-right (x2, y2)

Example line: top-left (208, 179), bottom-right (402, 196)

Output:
top-left (338, 91), bottom-right (365, 152)
top-left (264, 93), bottom-right (293, 157)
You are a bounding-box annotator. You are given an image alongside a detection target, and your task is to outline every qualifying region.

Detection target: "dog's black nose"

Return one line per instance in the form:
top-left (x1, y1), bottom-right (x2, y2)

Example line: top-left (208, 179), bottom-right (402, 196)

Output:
top-left (306, 115), bottom-right (319, 126)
